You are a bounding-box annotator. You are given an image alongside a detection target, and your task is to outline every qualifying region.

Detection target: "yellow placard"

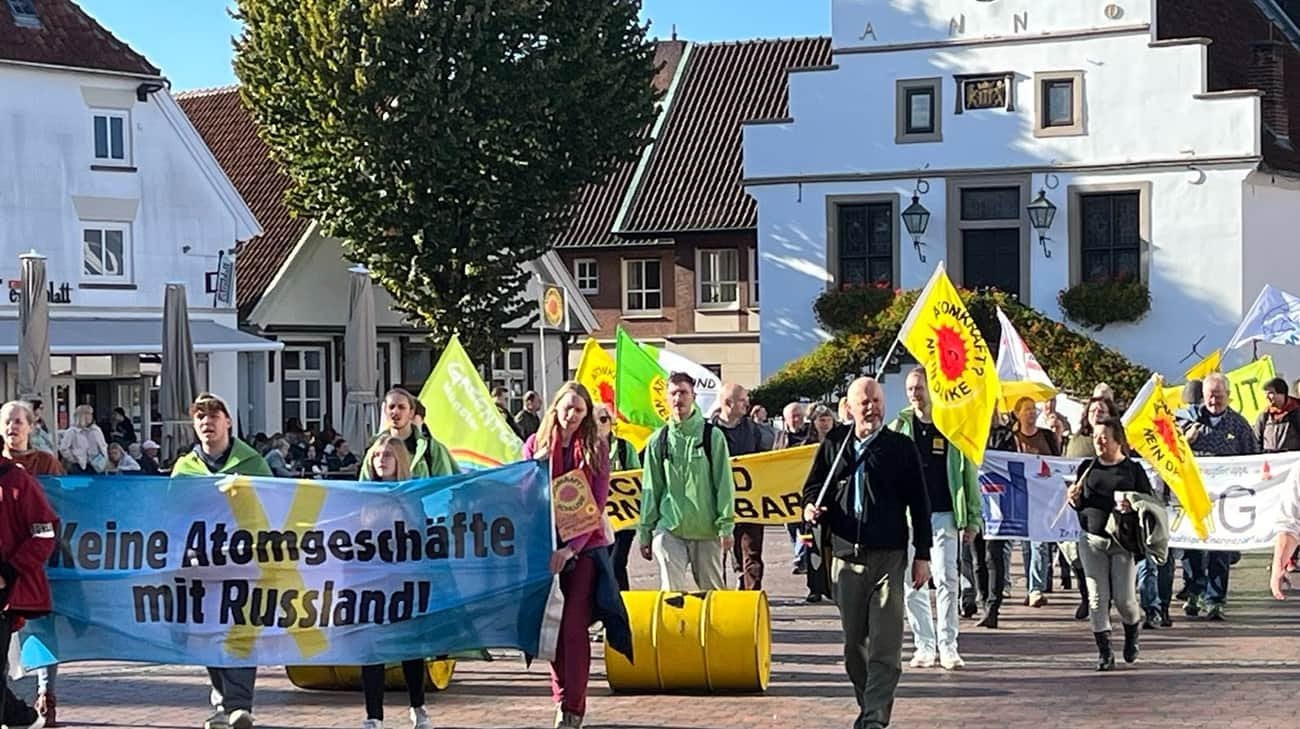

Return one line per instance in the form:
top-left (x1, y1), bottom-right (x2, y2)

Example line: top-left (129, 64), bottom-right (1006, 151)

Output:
top-left (552, 468), bottom-right (601, 542)
top-left (606, 445), bottom-right (818, 530)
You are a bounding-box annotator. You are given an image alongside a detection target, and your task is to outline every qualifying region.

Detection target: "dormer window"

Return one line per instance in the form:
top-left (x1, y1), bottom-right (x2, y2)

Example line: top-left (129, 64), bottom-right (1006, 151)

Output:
top-left (6, 0), bottom-right (40, 28)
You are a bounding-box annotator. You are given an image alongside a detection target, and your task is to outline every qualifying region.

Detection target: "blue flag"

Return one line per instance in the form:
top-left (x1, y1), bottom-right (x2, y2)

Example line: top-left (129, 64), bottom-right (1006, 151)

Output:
top-left (21, 463), bottom-right (554, 668)
top-left (1225, 284), bottom-right (1300, 350)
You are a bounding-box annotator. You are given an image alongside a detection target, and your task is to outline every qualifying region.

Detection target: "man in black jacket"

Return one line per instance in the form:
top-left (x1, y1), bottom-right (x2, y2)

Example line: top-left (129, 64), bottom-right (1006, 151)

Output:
top-left (711, 383), bottom-right (769, 590)
top-left (804, 377), bottom-right (931, 729)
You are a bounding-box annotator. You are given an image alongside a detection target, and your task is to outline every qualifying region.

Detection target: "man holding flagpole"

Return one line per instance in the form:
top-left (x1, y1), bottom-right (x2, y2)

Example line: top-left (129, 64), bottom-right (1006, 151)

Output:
top-left (803, 377), bottom-right (931, 729)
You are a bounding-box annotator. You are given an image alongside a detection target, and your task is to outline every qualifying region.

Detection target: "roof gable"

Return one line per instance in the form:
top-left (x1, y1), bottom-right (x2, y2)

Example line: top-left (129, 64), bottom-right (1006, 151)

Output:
top-left (618, 37), bottom-right (831, 235)
top-left (551, 40), bottom-right (685, 248)
top-left (0, 0), bottom-right (159, 76)
top-left (177, 86), bottom-right (312, 317)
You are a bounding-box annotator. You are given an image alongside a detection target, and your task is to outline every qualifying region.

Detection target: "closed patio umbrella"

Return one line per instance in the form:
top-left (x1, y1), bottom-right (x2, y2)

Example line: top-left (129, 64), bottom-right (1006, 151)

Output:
top-left (342, 266), bottom-right (379, 458)
top-left (17, 251), bottom-right (50, 403)
top-left (160, 283), bottom-right (199, 463)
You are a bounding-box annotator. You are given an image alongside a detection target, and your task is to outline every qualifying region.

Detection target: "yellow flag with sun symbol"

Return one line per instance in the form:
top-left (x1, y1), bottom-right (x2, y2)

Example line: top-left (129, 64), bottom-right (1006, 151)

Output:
top-left (898, 263), bottom-right (999, 465)
top-left (1122, 373), bottom-right (1213, 539)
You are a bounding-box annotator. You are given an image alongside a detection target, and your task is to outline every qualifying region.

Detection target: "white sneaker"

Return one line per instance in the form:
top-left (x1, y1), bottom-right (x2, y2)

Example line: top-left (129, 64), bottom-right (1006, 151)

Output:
top-left (228, 709), bottom-right (255, 729)
top-left (939, 649), bottom-right (966, 670)
top-left (362, 720), bottom-right (383, 729)
top-left (204, 710), bottom-right (230, 729)
top-left (410, 706), bottom-right (432, 729)
top-left (909, 649), bottom-right (937, 668)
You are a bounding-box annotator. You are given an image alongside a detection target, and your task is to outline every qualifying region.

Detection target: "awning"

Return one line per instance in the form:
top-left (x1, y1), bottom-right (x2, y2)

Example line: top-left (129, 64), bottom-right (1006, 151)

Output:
top-left (0, 317), bottom-right (283, 355)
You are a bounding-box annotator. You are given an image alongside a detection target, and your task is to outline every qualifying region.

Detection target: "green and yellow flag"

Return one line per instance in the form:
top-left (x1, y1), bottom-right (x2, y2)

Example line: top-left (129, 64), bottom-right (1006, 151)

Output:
top-left (575, 337), bottom-right (654, 450)
top-left (418, 335), bottom-right (523, 470)
top-left (897, 263), bottom-right (999, 465)
top-left (614, 327), bottom-right (672, 449)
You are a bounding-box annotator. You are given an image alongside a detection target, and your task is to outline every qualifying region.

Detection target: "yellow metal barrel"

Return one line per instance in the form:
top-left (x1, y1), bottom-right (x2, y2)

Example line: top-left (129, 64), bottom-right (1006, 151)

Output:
top-left (285, 659), bottom-right (455, 691)
top-left (605, 590), bottom-right (771, 692)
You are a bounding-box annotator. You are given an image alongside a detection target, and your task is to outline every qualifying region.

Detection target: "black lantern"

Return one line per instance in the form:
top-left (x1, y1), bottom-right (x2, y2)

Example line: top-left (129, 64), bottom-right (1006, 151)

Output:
top-left (1026, 188), bottom-right (1058, 257)
top-left (901, 194), bottom-right (931, 262)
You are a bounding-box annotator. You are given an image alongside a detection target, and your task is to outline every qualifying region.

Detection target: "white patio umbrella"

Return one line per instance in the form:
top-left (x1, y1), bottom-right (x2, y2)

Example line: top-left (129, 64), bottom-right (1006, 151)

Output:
top-left (341, 266), bottom-right (380, 456)
top-left (160, 283), bottom-right (199, 462)
top-left (17, 251), bottom-right (50, 403)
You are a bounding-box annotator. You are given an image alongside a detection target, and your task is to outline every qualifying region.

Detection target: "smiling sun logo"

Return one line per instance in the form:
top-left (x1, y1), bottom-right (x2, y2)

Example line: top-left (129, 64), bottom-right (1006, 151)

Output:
top-left (1153, 414), bottom-right (1183, 462)
top-left (932, 324), bottom-right (968, 381)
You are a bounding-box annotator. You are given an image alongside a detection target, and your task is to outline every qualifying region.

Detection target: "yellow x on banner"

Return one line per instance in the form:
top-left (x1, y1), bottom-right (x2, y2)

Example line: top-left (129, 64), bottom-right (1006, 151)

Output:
top-left (220, 477), bottom-right (329, 659)
top-left (605, 445), bottom-right (818, 531)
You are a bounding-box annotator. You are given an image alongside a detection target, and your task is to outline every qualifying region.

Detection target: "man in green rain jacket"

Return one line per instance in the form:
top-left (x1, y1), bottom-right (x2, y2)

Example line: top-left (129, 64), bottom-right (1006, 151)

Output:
top-left (637, 372), bottom-right (734, 591)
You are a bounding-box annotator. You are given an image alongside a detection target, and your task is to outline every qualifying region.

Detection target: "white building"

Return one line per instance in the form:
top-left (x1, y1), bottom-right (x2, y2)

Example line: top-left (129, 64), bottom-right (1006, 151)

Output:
top-left (745, 0), bottom-right (1300, 398)
top-left (180, 87), bottom-right (599, 437)
top-left (0, 0), bottom-right (277, 438)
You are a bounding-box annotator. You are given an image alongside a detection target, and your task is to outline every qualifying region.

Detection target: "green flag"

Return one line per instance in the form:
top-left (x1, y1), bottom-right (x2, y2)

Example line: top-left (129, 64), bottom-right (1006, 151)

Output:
top-left (418, 334), bottom-right (523, 470)
top-left (614, 327), bottom-right (672, 430)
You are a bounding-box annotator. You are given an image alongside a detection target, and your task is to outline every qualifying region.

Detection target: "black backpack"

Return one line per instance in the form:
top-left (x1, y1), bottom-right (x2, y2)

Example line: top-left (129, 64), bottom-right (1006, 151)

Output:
top-left (657, 422), bottom-right (717, 470)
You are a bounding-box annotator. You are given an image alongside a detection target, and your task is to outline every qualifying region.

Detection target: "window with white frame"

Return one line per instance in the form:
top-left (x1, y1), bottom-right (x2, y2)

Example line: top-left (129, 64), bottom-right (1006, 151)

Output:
top-left (282, 346), bottom-right (327, 432)
top-left (697, 249), bottom-right (740, 308)
top-left (749, 247), bottom-right (759, 307)
top-left (623, 258), bottom-right (662, 314)
top-left (92, 109), bottom-right (130, 163)
top-left (573, 258), bottom-right (599, 295)
top-left (82, 224), bottom-right (130, 281)
top-left (491, 347), bottom-right (532, 414)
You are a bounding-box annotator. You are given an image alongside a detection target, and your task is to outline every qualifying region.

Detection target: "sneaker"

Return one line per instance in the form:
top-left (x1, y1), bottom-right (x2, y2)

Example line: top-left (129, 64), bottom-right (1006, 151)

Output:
top-left (410, 705), bottom-right (432, 729)
top-left (1206, 604), bottom-right (1226, 621)
top-left (204, 710), bottom-right (230, 729)
top-left (554, 707), bottom-right (584, 729)
top-left (228, 709), bottom-right (255, 729)
top-left (362, 720), bottom-right (383, 729)
top-left (1183, 598), bottom-right (1201, 617)
top-left (939, 649), bottom-right (965, 670)
top-left (5, 713), bottom-right (46, 729)
top-left (1160, 608), bottom-right (1174, 628)
top-left (909, 649), bottom-right (937, 668)
top-left (1028, 591), bottom-right (1048, 608)
top-left (805, 592), bottom-right (822, 604)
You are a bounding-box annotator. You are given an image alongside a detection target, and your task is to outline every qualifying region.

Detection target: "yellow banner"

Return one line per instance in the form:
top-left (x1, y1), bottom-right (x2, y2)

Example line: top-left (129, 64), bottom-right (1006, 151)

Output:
top-left (898, 263), bottom-right (998, 465)
top-left (1125, 374), bottom-right (1213, 539)
top-left (1183, 349), bottom-right (1222, 381)
top-left (1160, 355), bottom-right (1275, 423)
top-left (606, 445), bottom-right (818, 530)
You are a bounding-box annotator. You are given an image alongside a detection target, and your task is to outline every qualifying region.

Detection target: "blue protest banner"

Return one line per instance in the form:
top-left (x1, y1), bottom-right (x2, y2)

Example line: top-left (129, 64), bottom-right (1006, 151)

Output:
top-left (21, 461), bottom-right (553, 668)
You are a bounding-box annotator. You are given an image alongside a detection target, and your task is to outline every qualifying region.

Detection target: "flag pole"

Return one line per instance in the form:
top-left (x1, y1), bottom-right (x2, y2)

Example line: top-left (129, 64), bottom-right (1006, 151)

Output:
top-left (877, 335), bottom-right (902, 382)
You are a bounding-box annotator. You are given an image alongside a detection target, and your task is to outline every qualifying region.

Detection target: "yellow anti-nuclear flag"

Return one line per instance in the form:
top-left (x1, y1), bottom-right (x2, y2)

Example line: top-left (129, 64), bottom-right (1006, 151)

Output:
top-left (573, 337), bottom-right (653, 451)
top-left (1123, 373), bottom-right (1213, 540)
top-left (898, 263), bottom-right (999, 465)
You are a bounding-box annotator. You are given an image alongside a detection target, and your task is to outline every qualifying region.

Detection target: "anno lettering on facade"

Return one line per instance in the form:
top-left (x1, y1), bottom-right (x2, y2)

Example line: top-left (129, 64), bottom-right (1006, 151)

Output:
top-left (8, 279), bottom-right (72, 304)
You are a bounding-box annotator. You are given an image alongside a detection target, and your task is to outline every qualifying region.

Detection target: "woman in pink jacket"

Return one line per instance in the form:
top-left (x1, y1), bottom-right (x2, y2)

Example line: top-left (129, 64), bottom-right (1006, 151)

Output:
top-left (522, 382), bottom-right (610, 729)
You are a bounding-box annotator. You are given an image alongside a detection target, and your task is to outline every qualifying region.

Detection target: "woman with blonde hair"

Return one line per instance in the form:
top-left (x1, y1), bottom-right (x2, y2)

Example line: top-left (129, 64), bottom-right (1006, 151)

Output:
top-left (522, 383), bottom-right (626, 729)
top-left (356, 434), bottom-right (433, 729)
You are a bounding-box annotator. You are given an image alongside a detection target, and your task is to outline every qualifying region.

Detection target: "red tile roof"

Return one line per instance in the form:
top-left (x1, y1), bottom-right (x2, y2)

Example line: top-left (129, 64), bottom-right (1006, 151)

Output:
top-left (177, 86), bottom-right (311, 317)
top-left (0, 0), bottom-right (158, 76)
top-left (552, 40), bottom-right (685, 248)
top-left (618, 37), bottom-right (832, 235)
top-left (1158, 0), bottom-right (1300, 172)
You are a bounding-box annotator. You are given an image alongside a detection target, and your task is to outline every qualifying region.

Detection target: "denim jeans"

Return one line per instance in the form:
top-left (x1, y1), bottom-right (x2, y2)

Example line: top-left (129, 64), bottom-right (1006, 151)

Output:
top-left (1137, 556), bottom-right (1174, 613)
top-left (787, 523), bottom-right (809, 565)
top-left (1021, 541), bottom-right (1052, 594)
top-left (1182, 549), bottom-right (1232, 606)
top-left (905, 512), bottom-right (960, 654)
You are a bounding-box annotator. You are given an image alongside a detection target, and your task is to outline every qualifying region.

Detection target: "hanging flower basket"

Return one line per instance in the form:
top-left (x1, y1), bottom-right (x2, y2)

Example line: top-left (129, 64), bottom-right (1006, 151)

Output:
top-left (1058, 276), bottom-right (1151, 330)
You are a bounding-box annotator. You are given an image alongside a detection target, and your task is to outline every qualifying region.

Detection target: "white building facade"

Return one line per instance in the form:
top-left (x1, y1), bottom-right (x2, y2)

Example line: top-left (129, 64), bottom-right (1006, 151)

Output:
top-left (0, 2), bottom-right (277, 439)
top-left (745, 0), bottom-right (1300, 395)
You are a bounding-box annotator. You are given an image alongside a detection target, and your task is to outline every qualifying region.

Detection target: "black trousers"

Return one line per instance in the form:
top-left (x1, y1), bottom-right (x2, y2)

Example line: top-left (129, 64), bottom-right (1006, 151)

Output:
top-left (361, 660), bottom-right (426, 721)
top-left (973, 534), bottom-right (1009, 611)
top-left (612, 531), bottom-right (636, 592)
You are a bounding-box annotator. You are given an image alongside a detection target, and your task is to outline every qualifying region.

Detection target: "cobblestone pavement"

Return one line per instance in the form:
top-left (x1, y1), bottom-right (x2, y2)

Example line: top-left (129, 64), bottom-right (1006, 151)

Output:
top-left (30, 532), bottom-right (1300, 728)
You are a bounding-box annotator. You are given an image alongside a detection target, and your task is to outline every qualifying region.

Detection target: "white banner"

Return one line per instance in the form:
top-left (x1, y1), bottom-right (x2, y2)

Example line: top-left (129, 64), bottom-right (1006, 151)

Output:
top-left (980, 452), bottom-right (1300, 551)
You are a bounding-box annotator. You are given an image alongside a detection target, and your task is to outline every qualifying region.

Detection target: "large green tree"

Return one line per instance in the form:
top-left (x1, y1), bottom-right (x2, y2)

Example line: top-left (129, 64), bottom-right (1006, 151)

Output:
top-left (234, 0), bottom-right (659, 362)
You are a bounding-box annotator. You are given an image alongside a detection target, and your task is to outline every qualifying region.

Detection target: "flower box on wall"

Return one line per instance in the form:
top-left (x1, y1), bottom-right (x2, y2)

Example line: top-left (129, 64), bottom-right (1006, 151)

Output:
top-left (1058, 277), bottom-right (1152, 331)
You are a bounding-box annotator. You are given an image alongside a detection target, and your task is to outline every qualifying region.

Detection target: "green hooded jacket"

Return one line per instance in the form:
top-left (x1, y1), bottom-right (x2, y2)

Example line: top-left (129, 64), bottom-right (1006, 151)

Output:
top-left (888, 407), bottom-right (983, 531)
top-left (359, 427), bottom-right (459, 479)
top-left (638, 408), bottom-right (734, 546)
top-left (171, 438), bottom-right (273, 477)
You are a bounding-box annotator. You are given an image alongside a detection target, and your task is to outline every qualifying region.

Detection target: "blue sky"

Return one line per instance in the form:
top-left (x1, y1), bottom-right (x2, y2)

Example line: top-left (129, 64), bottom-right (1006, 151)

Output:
top-left (77, 0), bottom-right (830, 92)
